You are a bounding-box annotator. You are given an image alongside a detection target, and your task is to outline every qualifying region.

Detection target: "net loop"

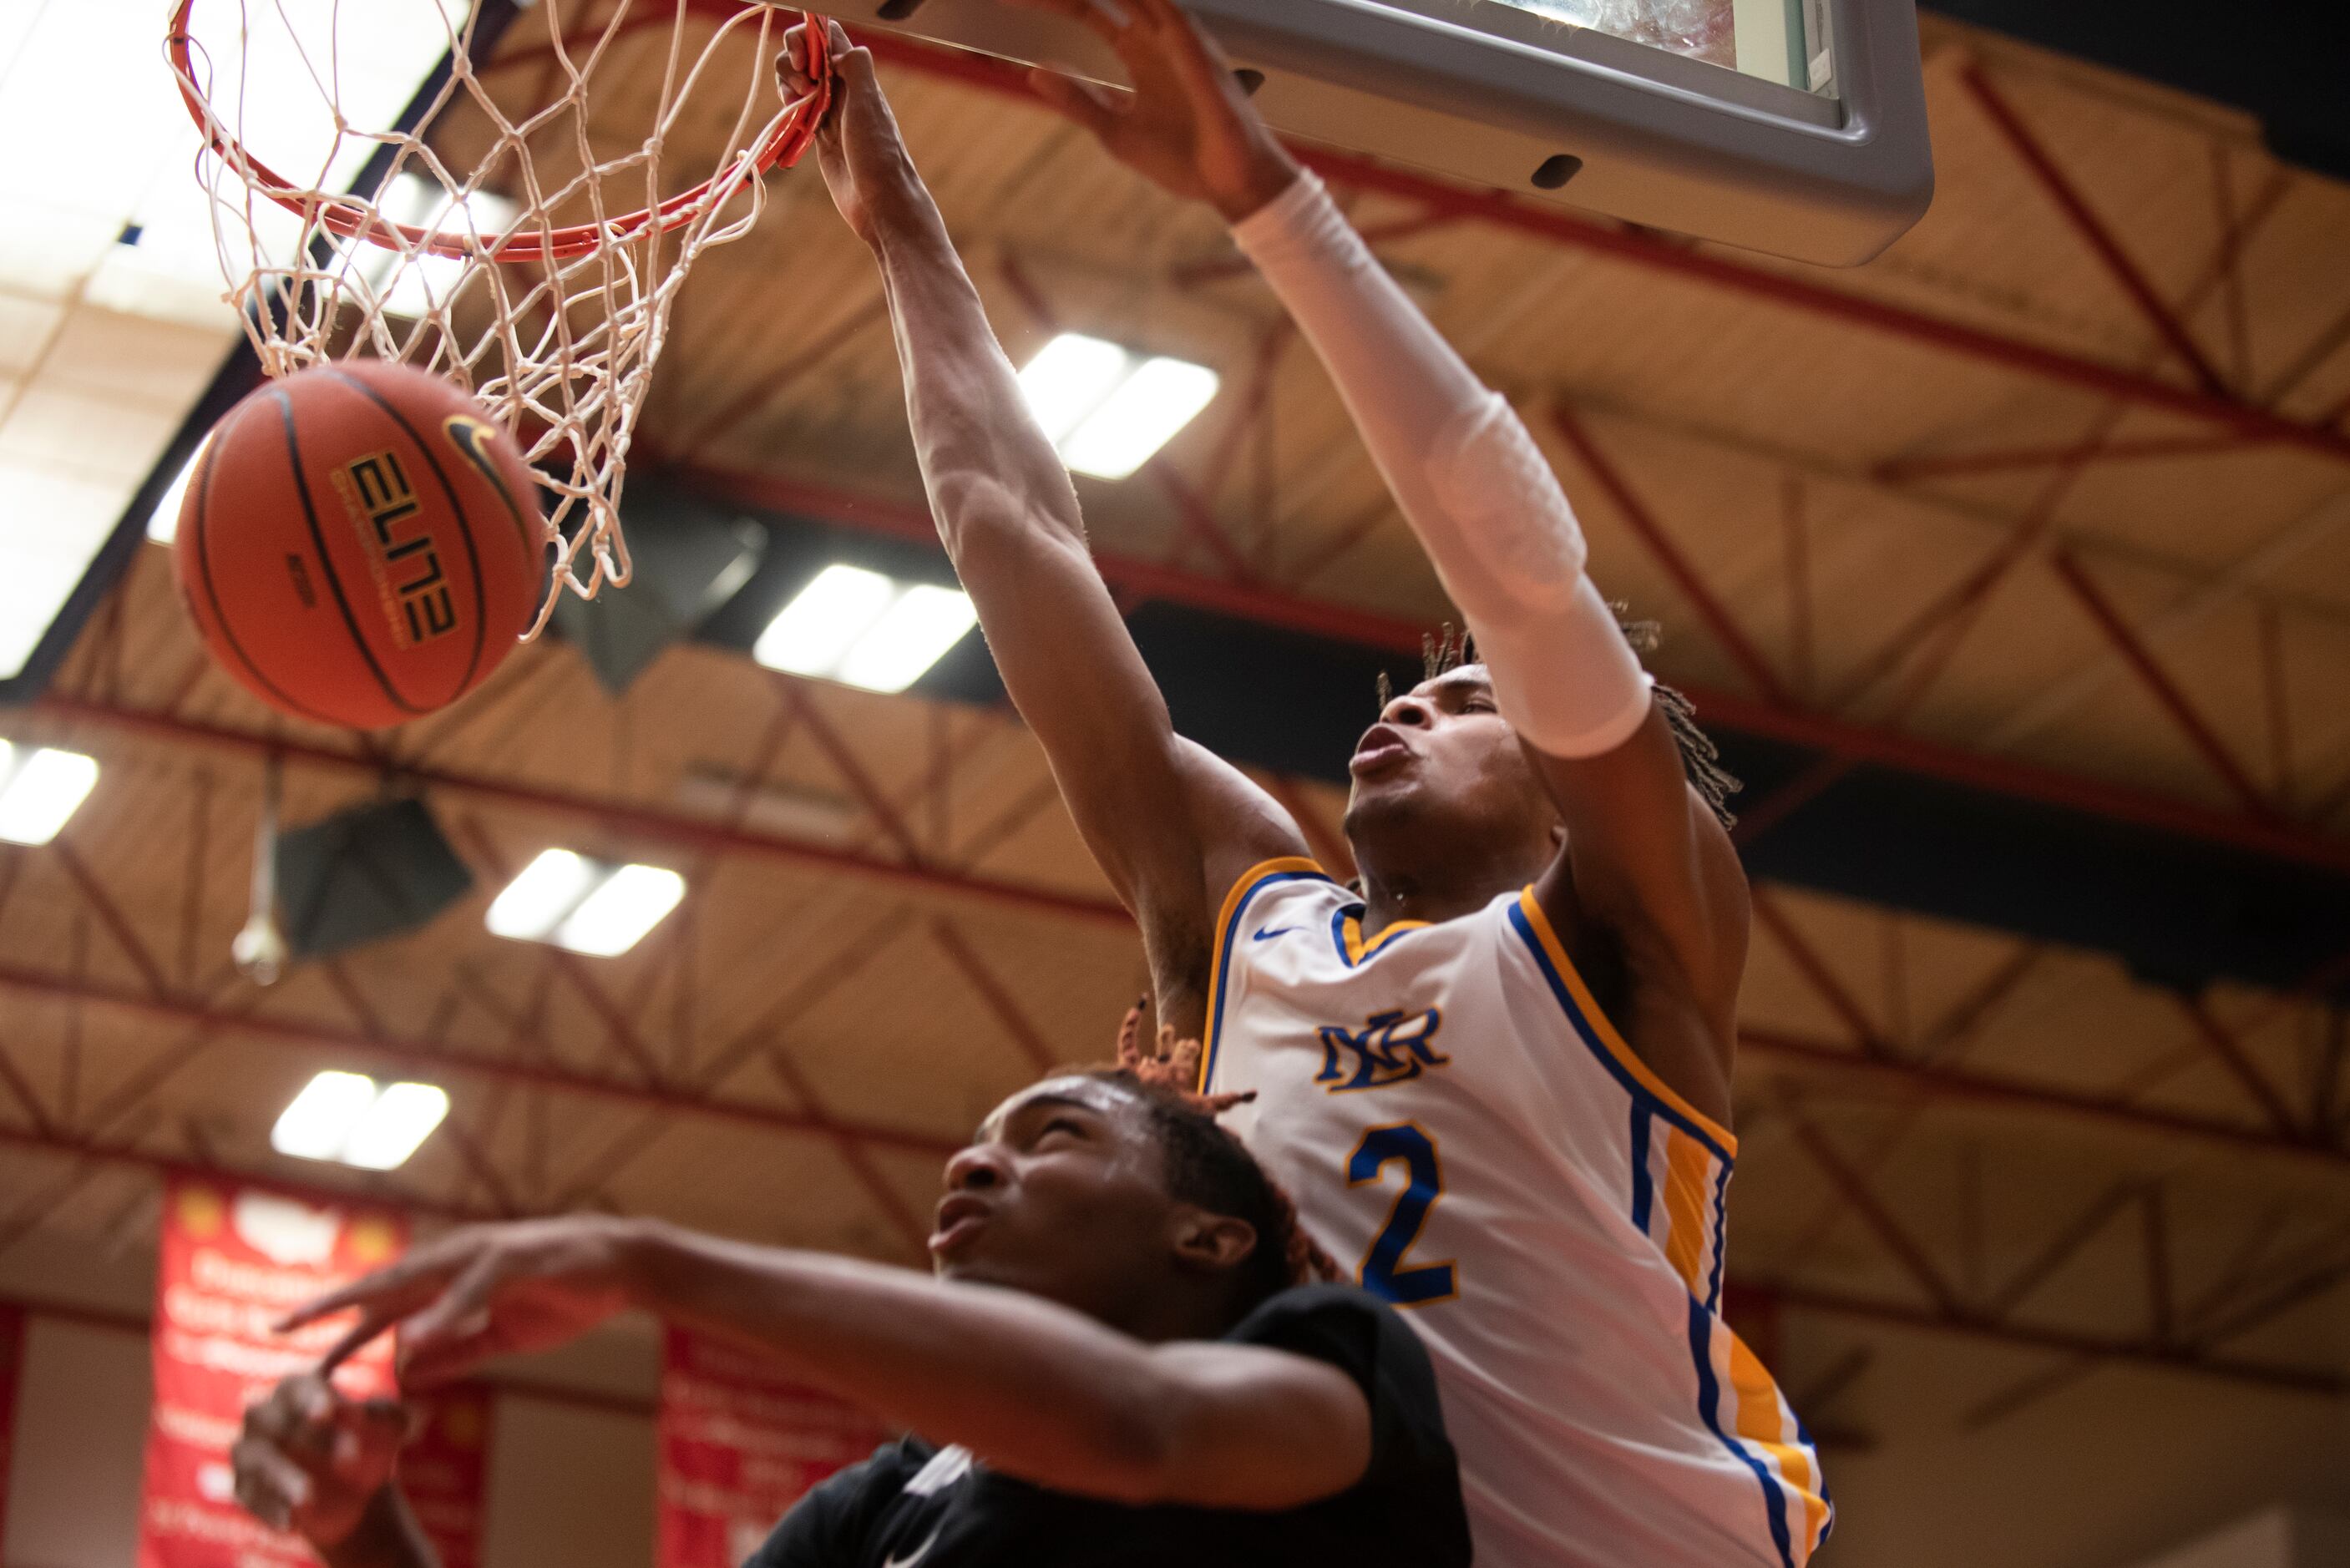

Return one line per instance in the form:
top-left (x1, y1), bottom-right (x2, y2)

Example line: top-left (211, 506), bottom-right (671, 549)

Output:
top-left (165, 2), bottom-right (836, 638)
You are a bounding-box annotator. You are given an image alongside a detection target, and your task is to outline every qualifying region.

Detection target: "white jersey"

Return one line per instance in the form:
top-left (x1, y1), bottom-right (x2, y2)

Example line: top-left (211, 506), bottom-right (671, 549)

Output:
top-left (1201, 859), bottom-right (1831, 1568)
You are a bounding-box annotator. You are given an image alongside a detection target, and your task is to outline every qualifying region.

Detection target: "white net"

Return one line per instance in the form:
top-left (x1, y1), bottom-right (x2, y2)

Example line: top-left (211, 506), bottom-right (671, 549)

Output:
top-left (166, 0), bottom-right (830, 635)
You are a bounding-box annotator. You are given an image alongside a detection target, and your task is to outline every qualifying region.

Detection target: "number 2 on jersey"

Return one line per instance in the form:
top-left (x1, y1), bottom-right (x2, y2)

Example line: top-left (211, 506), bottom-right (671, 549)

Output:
top-left (1347, 1123), bottom-right (1457, 1306)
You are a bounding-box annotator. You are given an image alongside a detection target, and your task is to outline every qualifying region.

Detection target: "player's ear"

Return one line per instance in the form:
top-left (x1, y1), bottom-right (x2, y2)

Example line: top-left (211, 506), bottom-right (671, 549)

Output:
top-left (1169, 1209), bottom-right (1259, 1276)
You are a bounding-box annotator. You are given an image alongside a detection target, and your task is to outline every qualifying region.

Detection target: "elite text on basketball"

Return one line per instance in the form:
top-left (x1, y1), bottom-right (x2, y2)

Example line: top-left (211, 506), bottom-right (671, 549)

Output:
top-left (330, 449), bottom-right (458, 649)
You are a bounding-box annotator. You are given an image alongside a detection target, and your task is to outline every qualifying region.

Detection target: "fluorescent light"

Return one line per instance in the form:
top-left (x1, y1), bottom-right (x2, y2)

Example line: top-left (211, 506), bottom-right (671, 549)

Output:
top-left (342, 1081), bottom-right (451, 1171)
top-left (487, 851), bottom-right (686, 956)
top-left (145, 443), bottom-right (208, 544)
top-left (271, 1071), bottom-right (449, 1169)
top-left (754, 564), bottom-right (976, 694)
top-left (553, 863), bottom-right (686, 957)
top-left (1018, 333), bottom-right (1132, 443)
top-left (1014, 333), bottom-right (1218, 480)
top-left (484, 847), bottom-right (597, 941)
top-left (838, 584), bottom-right (980, 694)
top-left (271, 1071), bottom-right (382, 1161)
top-left (754, 564), bottom-right (895, 677)
top-left (339, 173), bottom-right (522, 320)
top-left (1060, 357), bottom-right (1221, 480)
top-left (0, 746), bottom-right (99, 845)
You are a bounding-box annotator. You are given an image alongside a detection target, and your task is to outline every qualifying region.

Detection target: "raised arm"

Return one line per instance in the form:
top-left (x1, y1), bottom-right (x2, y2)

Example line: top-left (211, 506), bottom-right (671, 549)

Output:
top-left (230, 1376), bottom-right (438, 1568)
top-left (783, 25), bottom-right (1304, 1028)
top-left (285, 1216), bottom-right (1371, 1512)
top-left (1016, 0), bottom-right (1748, 1102)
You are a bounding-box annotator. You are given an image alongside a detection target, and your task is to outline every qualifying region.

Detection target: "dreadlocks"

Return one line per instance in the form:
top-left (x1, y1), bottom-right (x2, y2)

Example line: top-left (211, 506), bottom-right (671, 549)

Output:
top-left (1086, 1003), bottom-right (1344, 1308)
top-left (1375, 614), bottom-right (1741, 830)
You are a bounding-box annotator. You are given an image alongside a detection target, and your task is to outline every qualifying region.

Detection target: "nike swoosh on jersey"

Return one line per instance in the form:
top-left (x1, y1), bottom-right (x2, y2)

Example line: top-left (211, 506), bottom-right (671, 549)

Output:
top-left (883, 1525), bottom-right (943, 1568)
top-left (1253, 925), bottom-right (1299, 941)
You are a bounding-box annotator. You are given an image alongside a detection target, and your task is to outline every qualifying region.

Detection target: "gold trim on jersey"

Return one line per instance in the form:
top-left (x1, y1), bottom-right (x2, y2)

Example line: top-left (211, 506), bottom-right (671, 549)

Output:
top-left (1514, 888), bottom-right (1739, 1156)
top-left (1201, 857), bottom-right (1330, 1093)
top-left (1338, 910), bottom-right (1431, 965)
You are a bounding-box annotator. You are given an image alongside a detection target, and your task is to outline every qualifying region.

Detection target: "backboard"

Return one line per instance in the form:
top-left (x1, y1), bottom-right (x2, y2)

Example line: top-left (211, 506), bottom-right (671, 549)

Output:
top-left (804, 0), bottom-right (1932, 266)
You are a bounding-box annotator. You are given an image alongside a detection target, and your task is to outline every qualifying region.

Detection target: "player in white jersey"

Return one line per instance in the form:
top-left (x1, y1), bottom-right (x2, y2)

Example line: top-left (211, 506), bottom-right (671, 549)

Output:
top-left (785, 9), bottom-right (1828, 1565)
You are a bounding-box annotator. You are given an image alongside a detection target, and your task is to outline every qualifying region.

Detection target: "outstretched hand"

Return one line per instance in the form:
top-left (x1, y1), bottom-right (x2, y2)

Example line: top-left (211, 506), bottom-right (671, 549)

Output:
top-left (779, 18), bottom-right (921, 249)
top-left (231, 1373), bottom-right (407, 1545)
top-left (1009, 0), bottom-right (1299, 221)
top-left (279, 1216), bottom-right (648, 1389)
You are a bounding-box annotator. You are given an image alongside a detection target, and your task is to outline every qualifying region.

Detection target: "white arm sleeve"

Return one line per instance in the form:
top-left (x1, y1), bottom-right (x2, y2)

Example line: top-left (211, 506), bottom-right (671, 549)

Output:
top-left (1231, 173), bottom-right (1653, 759)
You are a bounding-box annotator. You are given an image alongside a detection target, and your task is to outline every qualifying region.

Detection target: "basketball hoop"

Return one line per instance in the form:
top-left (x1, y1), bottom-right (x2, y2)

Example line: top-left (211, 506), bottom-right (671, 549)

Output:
top-left (165, 2), bottom-right (834, 636)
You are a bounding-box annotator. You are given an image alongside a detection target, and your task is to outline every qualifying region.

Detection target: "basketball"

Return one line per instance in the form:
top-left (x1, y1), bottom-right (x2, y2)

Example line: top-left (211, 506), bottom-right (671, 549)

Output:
top-left (172, 362), bottom-right (545, 731)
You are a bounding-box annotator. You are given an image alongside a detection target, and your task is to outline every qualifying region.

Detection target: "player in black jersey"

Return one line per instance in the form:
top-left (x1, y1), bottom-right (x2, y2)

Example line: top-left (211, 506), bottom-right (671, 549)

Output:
top-left (229, 1055), bottom-right (1469, 1568)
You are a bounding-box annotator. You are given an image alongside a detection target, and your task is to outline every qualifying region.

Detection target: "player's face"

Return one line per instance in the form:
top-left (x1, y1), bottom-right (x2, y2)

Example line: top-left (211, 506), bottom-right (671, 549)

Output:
top-left (929, 1078), bottom-right (1198, 1325)
top-left (1345, 665), bottom-right (1557, 849)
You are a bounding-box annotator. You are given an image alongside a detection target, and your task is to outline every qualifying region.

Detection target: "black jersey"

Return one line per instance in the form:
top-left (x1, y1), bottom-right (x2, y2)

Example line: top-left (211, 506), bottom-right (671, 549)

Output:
top-left (746, 1284), bottom-right (1471, 1568)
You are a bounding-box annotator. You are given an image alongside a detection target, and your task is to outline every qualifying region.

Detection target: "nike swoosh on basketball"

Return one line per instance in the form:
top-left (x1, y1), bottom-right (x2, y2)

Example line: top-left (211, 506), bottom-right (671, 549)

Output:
top-left (1253, 925), bottom-right (1299, 942)
top-left (883, 1525), bottom-right (943, 1568)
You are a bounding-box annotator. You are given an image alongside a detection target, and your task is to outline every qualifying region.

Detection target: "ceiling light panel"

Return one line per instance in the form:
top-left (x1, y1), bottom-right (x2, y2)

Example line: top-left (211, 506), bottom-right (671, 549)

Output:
top-left (1017, 332), bottom-right (1132, 443)
top-left (836, 584), bottom-right (980, 695)
top-left (1059, 356), bottom-right (1222, 480)
top-left (486, 851), bottom-right (686, 957)
top-left (271, 1071), bottom-right (383, 1162)
top-left (271, 1071), bottom-right (450, 1170)
top-left (339, 174), bottom-right (524, 321)
top-left (553, 864), bottom-right (687, 958)
top-left (0, 746), bottom-right (99, 846)
top-left (754, 564), bottom-right (897, 678)
top-left (1015, 333), bottom-right (1219, 480)
top-left (341, 1081), bottom-right (452, 1171)
top-left (485, 848), bottom-right (599, 942)
top-left (754, 565), bottom-right (976, 694)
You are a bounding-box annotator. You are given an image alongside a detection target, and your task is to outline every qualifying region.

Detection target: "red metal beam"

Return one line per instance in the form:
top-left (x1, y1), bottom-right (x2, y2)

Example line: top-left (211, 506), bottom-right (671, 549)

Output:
top-left (5, 1112), bottom-right (2336, 1399)
top-left (929, 918), bottom-right (1063, 1074)
top-left (0, 1030), bottom-right (53, 1136)
top-left (678, 296), bottom-right (892, 466)
top-left (2170, 994), bottom-right (2300, 1138)
top-left (0, 1120), bottom-right (489, 1225)
top-left (1832, 421), bottom-right (2112, 716)
top-left (1983, 1179), bottom-right (2143, 1319)
top-left (0, 961), bottom-right (965, 1161)
top-left (1750, 891), bottom-right (1889, 1055)
top-left (1737, 1027), bottom-right (2350, 1177)
top-left (52, 841), bottom-right (172, 1000)
top-left (775, 677), bottom-right (930, 865)
top-left (459, 820), bottom-right (673, 1088)
top-left (757, 1045), bottom-right (933, 1255)
top-left (1874, 432), bottom-right (2257, 484)
top-left (795, 14), bottom-right (2350, 466)
top-left (2049, 549), bottom-right (2277, 820)
top-left (1782, 1102), bottom-right (1966, 1315)
top-left (1962, 65), bottom-right (2228, 398)
top-left (1548, 406), bottom-right (1791, 704)
top-left (661, 468), bottom-right (2350, 877)
top-left (1762, 1280), bottom-right (2349, 1399)
top-left (36, 696), bottom-right (1132, 928)
top-left (2264, 296), bottom-right (2350, 412)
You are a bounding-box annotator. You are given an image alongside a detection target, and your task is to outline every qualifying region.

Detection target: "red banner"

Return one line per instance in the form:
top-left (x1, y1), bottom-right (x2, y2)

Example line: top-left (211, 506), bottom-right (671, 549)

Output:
top-left (656, 1328), bottom-right (889, 1568)
top-left (0, 1302), bottom-right (23, 1550)
top-left (402, 1383), bottom-right (494, 1568)
top-left (136, 1174), bottom-right (412, 1568)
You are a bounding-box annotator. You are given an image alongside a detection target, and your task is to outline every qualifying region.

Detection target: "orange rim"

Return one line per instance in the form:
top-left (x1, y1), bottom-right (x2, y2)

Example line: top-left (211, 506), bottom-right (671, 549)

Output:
top-left (165, 2), bottom-right (833, 265)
